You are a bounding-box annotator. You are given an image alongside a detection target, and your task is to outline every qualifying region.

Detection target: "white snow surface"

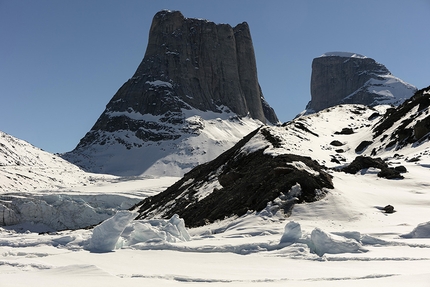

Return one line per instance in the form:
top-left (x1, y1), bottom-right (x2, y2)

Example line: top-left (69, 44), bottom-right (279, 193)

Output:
top-left (66, 107), bottom-right (263, 177)
top-left (1, 104), bottom-right (430, 286)
top-left (1, 162), bottom-right (430, 286)
top-left (345, 74), bottom-right (417, 106)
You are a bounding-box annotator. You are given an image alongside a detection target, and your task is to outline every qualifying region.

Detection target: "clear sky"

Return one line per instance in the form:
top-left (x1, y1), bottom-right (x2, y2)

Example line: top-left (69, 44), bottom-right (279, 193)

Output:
top-left (1, 0), bottom-right (429, 153)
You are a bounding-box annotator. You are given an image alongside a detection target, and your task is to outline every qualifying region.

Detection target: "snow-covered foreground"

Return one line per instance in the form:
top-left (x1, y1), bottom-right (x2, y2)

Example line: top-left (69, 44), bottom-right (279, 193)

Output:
top-left (1, 160), bottom-right (430, 286)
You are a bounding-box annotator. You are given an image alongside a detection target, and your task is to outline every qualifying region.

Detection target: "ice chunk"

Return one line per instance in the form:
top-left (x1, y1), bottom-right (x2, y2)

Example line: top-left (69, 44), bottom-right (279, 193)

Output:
top-left (401, 221), bottom-right (430, 238)
top-left (280, 221), bottom-right (302, 243)
top-left (130, 214), bottom-right (191, 244)
top-left (130, 222), bottom-right (166, 242)
top-left (168, 214), bottom-right (191, 241)
top-left (310, 228), bottom-right (366, 256)
top-left (88, 211), bottom-right (137, 252)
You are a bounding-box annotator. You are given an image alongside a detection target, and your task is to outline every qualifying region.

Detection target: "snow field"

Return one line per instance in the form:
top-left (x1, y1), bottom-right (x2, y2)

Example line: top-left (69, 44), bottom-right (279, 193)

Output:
top-left (1, 159), bottom-right (430, 286)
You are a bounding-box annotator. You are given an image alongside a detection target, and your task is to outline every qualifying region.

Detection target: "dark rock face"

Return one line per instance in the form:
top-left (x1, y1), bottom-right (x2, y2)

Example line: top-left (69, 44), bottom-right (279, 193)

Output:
top-left (136, 11), bottom-right (275, 120)
top-left (79, 10), bottom-right (277, 146)
top-left (307, 52), bottom-right (416, 112)
top-left (133, 127), bottom-right (333, 227)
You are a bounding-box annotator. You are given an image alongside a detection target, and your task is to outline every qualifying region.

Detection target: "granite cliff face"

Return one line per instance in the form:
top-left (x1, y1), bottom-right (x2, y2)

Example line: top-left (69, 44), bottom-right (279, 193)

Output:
top-left (306, 52), bottom-right (416, 113)
top-left (63, 10), bottom-right (278, 176)
top-left (91, 10), bottom-right (277, 133)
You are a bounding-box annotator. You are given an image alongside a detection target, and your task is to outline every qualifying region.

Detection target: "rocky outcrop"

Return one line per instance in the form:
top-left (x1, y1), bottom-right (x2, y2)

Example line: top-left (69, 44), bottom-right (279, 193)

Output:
top-left (306, 52), bottom-right (416, 113)
top-left (372, 85), bottom-right (430, 151)
top-left (63, 10), bottom-right (278, 176)
top-left (133, 127), bottom-right (333, 227)
top-left (341, 155), bottom-right (403, 179)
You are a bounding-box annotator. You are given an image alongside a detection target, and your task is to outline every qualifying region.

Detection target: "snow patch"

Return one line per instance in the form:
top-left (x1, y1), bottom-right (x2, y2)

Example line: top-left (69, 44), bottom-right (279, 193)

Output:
top-left (145, 80), bottom-right (173, 88)
top-left (320, 51), bottom-right (367, 59)
top-left (287, 161), bottom-right (320, 176)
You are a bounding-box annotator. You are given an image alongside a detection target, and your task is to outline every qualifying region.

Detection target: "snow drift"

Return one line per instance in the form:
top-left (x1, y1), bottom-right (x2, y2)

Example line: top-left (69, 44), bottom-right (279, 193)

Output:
top-left (401, 221), bottom-right (430, 238)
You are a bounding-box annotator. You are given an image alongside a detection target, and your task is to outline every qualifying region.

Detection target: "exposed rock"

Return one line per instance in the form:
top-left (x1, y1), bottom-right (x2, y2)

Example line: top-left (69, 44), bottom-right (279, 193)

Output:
top-left (341, 156), bottom-right (403, 180)
top-left (355, 141), bottom-right (372, 153)
top-left (335, 127), bottom-right (354, 135)
top-left (330, 140), bottom-right (344, 147)
top-left (382, 205), bottom-right (395, 214)
top-left (394, 165), bottom-right (407, 173)
top-left (306, 52), bottom-right (416, 113)
top-left (294, 122), bottom-right (319, 137)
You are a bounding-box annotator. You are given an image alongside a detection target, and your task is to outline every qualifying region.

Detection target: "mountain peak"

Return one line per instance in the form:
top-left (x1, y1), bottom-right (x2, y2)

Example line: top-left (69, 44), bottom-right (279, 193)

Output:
top-left (63, 11), bottom-right (278, 176)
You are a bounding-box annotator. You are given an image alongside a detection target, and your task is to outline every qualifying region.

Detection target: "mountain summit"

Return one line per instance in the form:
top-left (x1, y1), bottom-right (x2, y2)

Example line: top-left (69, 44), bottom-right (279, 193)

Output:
top-left (63, 10), bottom-right (278, 176)
top-left (305, 52), bottom-right (416, 113)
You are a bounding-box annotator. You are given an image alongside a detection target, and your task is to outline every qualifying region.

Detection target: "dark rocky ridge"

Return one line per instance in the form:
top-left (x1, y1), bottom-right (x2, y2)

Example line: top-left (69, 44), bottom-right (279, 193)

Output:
top-left (133, 127), bottom-right (333, 227)
top-left (306, 53), bottom-right (416, 113)
top-left (372, 85), bottom-right (430, 151)
top-left (74, 10), bottom-right (277, 149)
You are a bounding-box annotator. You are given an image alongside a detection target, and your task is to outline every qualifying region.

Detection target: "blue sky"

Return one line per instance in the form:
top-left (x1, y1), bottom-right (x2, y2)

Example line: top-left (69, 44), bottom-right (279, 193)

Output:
top-left (1, 0), bottom-right (429, 153)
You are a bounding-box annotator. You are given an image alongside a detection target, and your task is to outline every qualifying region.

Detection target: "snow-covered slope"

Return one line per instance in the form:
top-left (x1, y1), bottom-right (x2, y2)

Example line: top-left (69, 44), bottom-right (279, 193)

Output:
top-left (344, 74), bottom-right (417, 106)
top-left (288, 100), bottom-right (429, 169)
top-left (0, 131), bottom-right (92, 192)
top-left (63, 108), bottom-right (263, 177)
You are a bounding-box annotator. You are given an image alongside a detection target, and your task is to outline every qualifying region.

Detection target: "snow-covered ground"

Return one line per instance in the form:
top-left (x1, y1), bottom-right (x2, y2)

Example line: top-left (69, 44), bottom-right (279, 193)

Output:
top-left (1, 101), bottom-right (430, 286)
top-left (1, 158), bottom-right (430, 286)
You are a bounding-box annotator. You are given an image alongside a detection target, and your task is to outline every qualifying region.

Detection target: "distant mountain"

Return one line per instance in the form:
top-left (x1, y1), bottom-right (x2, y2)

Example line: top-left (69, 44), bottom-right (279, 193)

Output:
top-left (304, 52), bottom-right (417, 114)
top-left (63, 10), bottom-right (278, 177)
top-left (134, 86), bottom-right (430, 227)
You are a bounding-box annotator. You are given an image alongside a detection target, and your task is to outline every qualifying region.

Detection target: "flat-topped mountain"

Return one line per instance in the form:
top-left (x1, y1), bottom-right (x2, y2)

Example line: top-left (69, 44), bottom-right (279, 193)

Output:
top-left (305, 52), bottom-right (416, 113)
top-left (63, 10), bottom-right (278, 176)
